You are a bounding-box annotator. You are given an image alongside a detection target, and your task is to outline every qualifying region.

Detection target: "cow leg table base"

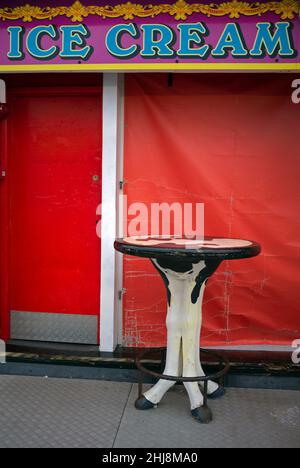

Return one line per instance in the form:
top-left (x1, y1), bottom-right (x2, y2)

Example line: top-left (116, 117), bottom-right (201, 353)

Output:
top-left (136, 348), bottom-right (229, 424)
top-left (135, 258), bottom-right (230, 424)
top-left (114, 236), bottom-right (260, 424)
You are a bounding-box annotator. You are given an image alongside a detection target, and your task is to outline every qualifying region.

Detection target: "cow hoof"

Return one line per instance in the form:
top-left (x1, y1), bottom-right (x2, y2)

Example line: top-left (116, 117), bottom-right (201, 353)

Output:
top-left (208, 387), bottom-right (226, 400)
top-left (191, 406), bottom-right (213, 424)
top-left (135, 396), bottom-right (155, 410)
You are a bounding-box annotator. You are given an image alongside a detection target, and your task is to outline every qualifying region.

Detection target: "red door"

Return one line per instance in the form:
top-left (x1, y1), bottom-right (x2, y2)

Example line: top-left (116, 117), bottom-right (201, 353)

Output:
top-left (1, 84), bottom-right (102, 344)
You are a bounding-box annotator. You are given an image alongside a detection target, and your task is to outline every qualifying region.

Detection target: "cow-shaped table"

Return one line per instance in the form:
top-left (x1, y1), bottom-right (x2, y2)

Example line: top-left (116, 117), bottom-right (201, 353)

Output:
top-left (114, 237), bottom-right (261, 423)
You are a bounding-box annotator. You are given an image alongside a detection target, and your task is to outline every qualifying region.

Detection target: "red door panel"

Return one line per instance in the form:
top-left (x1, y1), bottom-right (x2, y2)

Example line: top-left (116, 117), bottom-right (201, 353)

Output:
top-left (7, 87), bottom-right (102, 340)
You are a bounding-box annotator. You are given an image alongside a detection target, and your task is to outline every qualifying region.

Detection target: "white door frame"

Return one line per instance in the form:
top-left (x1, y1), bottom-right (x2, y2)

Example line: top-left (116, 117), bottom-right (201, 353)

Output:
top-left (0, 80), bottom-right (6, 104)
top-left (100, 73), bottom-right (124, 352)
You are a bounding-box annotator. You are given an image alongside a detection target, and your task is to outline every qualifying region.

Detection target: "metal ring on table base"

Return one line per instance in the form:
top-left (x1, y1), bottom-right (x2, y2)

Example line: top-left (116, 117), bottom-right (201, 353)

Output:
top-left (136, 348), bottom-right (230, 410)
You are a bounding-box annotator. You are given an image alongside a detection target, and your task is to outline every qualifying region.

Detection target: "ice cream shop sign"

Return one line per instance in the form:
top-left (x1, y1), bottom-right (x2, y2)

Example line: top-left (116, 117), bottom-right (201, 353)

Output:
top-left (0, 0), bottom-right (299, 71)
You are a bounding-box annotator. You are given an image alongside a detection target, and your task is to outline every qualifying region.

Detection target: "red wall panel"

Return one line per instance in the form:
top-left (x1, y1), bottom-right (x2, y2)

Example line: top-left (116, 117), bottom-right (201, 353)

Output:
top-left (123, 73), bottom-right (300, 347)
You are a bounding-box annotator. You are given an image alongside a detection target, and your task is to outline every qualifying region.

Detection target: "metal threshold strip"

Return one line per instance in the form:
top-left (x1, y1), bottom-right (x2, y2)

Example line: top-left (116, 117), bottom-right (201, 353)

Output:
top-left (5, 341), bottom-right (300, 373)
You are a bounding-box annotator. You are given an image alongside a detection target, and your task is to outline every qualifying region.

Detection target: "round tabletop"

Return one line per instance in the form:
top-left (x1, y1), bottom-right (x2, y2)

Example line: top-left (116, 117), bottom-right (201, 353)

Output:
top-left (114, 236), bottom-right (261, 261)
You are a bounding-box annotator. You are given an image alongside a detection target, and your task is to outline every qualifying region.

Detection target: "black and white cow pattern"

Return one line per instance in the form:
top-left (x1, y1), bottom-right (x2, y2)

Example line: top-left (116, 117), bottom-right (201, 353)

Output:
top-left (119, 236), bottom-right (257, 422)
top-left (137, 257), bottom-right (222, 419)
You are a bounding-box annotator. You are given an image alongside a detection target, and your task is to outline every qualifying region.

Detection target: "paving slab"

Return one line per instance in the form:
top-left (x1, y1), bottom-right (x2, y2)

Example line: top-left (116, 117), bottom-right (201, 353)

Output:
top-left (0, 375), bottom-right (132, 448)
top-left (0, 375), bottom-right (299, 448)
top-left (115, 385), bottom-right (300, 448)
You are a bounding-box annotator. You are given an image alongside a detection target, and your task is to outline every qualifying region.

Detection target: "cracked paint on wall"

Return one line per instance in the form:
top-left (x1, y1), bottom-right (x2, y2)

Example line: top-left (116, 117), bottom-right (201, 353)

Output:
top-left (122, 73), bottom-right (300, 348)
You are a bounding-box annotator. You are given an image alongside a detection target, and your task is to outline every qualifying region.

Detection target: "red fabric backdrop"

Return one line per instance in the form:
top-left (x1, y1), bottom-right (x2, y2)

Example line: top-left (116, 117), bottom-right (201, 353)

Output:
top-left (123, 73), bottom-right (300, 347)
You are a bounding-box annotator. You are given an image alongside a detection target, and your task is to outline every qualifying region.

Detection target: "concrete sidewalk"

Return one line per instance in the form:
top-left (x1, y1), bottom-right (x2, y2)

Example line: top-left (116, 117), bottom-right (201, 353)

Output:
top-left (0, 375), bottom-right (299, 448)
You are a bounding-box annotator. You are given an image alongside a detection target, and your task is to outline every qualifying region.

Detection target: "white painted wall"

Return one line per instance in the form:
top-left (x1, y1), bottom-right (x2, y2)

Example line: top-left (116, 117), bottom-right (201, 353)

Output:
top-left (100, 74), bottom-right (124, 352)
top-left (0, 80), bottom-right (6, 103)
